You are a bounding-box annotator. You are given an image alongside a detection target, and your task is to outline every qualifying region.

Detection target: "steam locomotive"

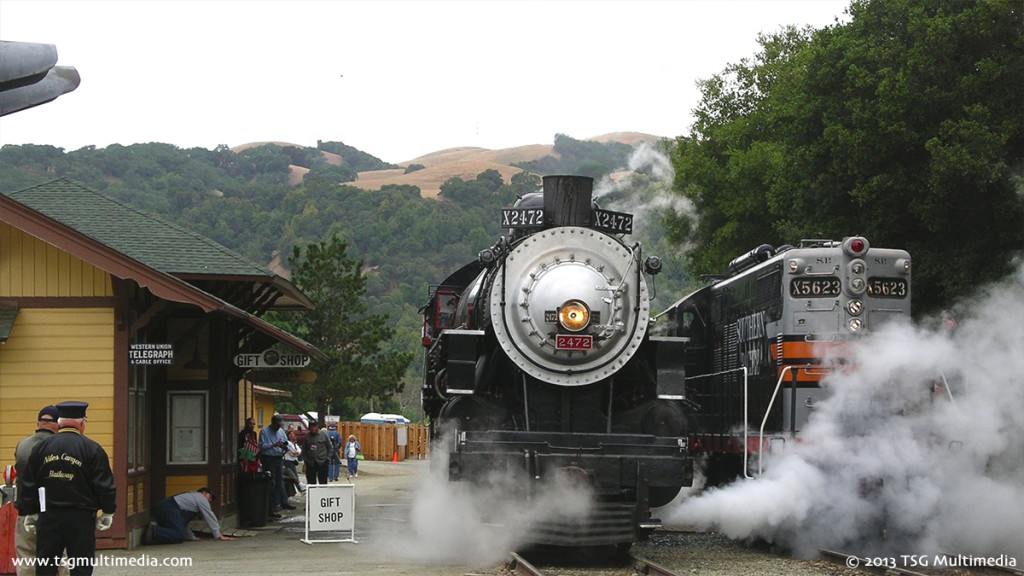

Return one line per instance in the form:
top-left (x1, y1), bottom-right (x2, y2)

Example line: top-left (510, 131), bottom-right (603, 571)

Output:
top-left (421, 175), bottom-right (694, 547)
top-left (658, 237), bottom-right (912, 484)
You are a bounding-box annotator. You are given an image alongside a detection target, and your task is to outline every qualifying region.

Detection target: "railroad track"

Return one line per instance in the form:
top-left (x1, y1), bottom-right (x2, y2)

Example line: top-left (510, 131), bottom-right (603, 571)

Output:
top-left (506, 551), bottom-right (683, 576)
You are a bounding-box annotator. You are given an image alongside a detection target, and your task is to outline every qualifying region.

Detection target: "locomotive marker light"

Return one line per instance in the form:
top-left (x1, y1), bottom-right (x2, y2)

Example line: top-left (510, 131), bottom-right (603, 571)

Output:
top-left (843, 236), bottom-right (869, 256)
top-left (644, 255), bottom-right (663, 275)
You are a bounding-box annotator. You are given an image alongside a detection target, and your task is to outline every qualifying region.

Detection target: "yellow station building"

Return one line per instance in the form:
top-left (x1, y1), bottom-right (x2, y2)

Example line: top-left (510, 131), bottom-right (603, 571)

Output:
top-left (1, 179), bottom-right (324, 548)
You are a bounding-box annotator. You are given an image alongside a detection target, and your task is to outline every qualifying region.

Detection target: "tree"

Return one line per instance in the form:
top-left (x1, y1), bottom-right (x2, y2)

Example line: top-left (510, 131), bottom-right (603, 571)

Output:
top-left (275, 235), bottom-right (413, 420)
top-left (667, 0), bottom-right (1024, 314)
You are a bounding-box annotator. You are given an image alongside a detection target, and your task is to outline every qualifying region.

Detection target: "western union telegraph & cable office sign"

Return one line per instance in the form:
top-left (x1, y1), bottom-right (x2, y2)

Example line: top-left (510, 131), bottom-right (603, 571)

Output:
top-left (128, 343), bottom-right (174, 365)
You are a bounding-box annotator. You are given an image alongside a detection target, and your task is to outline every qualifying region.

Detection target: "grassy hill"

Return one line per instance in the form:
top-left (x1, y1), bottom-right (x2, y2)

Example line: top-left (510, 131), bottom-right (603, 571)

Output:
top-left (357, 133), bottom-right (663, 197)
top-left (228, 133), bottom-right (663, 198)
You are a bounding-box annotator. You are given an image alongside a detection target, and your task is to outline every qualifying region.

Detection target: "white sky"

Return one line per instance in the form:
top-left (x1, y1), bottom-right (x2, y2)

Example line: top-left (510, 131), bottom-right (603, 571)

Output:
top-left (0, 0), bottom-right (850, 163)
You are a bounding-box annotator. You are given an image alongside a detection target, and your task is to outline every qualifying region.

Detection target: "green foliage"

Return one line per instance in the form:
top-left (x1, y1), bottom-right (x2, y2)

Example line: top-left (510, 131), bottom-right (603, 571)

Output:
top-left (272, 235), bottom-right (413, 414)
top-left (438, 169), bottom-right (517, 205)
top-left (315, 140), bottom-right (396, 172)
top-left (305, 160), bottom-right (357, 183)
top-left (515, 134), bottom-right (635, 178)
top-left (667, 0), bottom-right (1024, 314)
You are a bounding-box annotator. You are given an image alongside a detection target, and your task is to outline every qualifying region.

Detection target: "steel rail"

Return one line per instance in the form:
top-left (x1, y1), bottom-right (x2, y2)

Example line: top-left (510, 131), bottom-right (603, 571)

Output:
top-left (632, 555), bottom-right (684, 576)
top-left (507, 552), bottom-right (545, 576)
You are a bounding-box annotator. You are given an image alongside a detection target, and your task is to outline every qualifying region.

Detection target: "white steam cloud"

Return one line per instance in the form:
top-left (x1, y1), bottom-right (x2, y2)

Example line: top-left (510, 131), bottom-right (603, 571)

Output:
top-left (662, 258), bottom-right (1024, 561)
top-left (385, 431), bottom-right (594, 567)
top-left (594, 142), bottom-right (699, 251)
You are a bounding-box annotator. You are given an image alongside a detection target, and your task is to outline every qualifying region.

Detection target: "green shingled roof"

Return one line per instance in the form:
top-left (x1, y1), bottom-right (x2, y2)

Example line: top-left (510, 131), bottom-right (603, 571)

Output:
top-left (2, 178), bottom-right (273, 277)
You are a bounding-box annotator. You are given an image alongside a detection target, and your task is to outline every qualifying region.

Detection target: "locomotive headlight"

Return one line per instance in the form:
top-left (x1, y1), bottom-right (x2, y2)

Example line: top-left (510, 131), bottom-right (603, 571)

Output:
top-left (558, 300), bottom-right (591, 332)
top-left (847, 300), bottom-right (863, 316)
top-left (848, 318), bottom-right (864, 332)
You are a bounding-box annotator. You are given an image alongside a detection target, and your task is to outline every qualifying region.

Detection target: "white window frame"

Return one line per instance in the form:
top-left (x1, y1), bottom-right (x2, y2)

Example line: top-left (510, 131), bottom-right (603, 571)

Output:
top-left (167, 391), bottom-right (208, 464)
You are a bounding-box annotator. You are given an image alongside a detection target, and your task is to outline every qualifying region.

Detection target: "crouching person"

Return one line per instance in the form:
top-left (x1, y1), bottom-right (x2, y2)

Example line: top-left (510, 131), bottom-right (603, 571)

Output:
top-left (145, 487), bottom-right (235, 544)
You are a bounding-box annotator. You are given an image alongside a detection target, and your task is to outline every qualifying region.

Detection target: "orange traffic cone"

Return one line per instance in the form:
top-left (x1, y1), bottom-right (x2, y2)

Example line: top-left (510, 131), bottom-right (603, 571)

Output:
top-left (392, 450), bottom-right (399, 462)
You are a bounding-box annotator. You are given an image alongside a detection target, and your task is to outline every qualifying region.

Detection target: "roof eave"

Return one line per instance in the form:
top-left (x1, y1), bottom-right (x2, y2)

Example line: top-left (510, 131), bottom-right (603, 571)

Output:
top-left (0, 194), bottom-right (222, 312)
top-left (0, 195), bottom-right (327, 361)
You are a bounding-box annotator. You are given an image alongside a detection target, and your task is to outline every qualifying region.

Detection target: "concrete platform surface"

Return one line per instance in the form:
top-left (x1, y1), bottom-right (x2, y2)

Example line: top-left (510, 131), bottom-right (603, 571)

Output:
top-left (92, 460), bottom-right (495, 576)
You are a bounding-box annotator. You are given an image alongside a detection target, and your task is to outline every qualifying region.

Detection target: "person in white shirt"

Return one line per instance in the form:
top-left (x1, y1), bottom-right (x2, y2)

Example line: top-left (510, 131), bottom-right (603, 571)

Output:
top-left (283, 428), bottom-right (305, 495)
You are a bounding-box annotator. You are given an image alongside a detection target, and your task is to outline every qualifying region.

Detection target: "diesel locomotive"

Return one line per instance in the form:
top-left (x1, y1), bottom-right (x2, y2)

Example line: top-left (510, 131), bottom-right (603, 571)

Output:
top-left (421, 175), bottom-right (694, 547)
top-left (659, 237), bottom-right (912, 483)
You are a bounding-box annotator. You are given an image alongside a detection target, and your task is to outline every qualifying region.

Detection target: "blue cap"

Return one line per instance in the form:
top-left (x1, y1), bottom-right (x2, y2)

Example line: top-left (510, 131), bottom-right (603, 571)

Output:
top-left (56, 401), bottom-right (89, 419)
top-left (38, 405), bottom-right (60, 421)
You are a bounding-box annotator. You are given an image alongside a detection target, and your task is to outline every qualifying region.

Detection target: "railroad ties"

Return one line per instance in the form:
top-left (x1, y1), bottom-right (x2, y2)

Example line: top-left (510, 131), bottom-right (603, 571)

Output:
top-left (505, 551), bottom-right (684, 576)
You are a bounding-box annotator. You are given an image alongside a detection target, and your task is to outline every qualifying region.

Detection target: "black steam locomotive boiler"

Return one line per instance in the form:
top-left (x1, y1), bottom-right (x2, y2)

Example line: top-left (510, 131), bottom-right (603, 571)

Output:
top-left (421, 175), bottom-right (693, 547)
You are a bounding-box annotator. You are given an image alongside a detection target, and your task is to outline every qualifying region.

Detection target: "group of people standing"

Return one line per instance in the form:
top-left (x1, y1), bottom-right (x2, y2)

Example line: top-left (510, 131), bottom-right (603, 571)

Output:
top-left (238, 414), bottom-right (361, 520)
top-left (300, 420), bottom-right (362, 483)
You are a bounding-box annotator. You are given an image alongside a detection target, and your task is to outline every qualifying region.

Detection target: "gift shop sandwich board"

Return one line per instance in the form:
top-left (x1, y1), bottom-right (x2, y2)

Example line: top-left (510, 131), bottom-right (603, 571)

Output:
top-left (302, 484), bottom-right (356, 544)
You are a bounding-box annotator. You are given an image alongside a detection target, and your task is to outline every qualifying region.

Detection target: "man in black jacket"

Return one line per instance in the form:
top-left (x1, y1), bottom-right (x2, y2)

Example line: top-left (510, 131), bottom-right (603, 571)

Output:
top-left (301, 421), bottom-right (333, 486)
top-left (13, 405), bottom-right (60, 576)
top-left (17, 401), bottom-right (116, 576)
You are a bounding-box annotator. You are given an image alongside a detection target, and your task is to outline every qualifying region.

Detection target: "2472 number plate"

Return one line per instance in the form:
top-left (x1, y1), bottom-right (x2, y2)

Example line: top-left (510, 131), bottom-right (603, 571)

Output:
top-left (556, 334), bottom-right (593, 350)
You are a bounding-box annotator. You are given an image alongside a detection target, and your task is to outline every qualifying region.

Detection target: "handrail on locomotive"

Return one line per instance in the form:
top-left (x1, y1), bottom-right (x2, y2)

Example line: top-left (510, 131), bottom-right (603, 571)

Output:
top-left (755, 364), bottom-right (831, 476)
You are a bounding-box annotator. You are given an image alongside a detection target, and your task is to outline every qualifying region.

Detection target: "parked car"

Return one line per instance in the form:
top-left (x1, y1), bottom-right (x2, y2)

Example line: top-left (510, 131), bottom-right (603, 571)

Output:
top-left (278, 413), bottom-right (309, 445)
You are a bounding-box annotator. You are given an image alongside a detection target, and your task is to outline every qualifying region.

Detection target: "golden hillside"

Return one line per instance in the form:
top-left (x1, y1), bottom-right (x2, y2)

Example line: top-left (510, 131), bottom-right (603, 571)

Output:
top-left (356, 144), bottom-right (553, 198)
top-left (235, 133), bottom-right (663, 198)
top-left (357, 133), bottom-right (662, 197)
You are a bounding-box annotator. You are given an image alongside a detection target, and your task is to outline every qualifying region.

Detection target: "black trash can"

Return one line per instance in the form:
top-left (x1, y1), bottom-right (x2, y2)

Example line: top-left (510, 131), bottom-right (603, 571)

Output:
top-left (238, 471), bottom-right (270, 528)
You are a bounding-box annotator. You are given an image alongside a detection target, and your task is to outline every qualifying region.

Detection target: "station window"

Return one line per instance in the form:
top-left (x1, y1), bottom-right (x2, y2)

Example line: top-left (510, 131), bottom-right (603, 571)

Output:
top-left (168, 391), bottom-right (208, 464)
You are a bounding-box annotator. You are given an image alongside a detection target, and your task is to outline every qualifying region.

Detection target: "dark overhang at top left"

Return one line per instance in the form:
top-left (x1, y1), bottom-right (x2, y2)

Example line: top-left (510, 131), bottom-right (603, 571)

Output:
top-left (0, 40), bottom-right (80, 116)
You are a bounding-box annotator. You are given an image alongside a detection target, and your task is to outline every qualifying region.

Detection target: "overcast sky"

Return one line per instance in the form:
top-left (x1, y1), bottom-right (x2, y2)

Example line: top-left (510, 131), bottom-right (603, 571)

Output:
top-left (1, 0), bottom-right (850, 163)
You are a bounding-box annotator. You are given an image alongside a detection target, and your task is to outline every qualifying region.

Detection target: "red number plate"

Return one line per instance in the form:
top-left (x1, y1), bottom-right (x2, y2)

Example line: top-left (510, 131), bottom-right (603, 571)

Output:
top-left (556, 334), bottom-right (593, 350)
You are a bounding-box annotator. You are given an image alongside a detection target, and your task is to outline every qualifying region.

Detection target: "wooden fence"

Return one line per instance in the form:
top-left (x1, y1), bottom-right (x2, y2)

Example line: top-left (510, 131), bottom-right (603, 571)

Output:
top-left (332, 422), bottom-right (429, 461)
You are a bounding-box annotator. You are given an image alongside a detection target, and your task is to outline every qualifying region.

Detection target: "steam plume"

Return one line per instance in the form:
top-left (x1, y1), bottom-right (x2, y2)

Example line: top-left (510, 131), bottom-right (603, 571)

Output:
top-left (385, 431), bottom-right (594, 566)
top-left (663, 259), bottom-right (1024, 562)
top-left (595, 142), bottom-right (699, 251)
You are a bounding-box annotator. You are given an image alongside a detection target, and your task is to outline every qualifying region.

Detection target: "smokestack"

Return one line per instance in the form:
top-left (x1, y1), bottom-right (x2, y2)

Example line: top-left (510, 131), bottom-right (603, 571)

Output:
top-left (543, 175), bottom-right (593, 227)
